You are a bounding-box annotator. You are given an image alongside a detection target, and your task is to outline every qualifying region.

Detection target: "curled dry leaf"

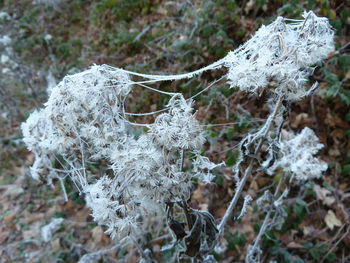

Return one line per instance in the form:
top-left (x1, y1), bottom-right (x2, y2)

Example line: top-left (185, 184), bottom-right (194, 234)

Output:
top-left (169, 219), bottom-right (187, 241)
top-left (184, 213), bottom-right (202, 257)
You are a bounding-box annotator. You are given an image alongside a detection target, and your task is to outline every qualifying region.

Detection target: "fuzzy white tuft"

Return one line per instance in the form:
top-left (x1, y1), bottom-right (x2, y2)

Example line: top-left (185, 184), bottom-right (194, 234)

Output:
top-left (267, 127), bottom-right (328, 181)
top-left (226, 11), bottom-right (334, 101)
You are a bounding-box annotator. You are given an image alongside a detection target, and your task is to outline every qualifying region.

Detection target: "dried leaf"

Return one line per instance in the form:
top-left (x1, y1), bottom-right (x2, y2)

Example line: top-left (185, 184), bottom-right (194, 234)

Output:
top-left (286, 241), bottom-right (304, 249)
top-left (314, 184), bottom-right (335, 206)
top-left (91, 226), bottom-right (104, 244)
top-left (169, 219), bottom-right (187, 240)
top-left (199, 210), bottom-right (218, 249)
top-left (51, 238), bottom-right (61, 252)
top-left (324, 210), bottom-right (342, 230)
top-left (184, 212), bottom-right (202, 257)
top-left (0, 231), bottom-right (10, 245)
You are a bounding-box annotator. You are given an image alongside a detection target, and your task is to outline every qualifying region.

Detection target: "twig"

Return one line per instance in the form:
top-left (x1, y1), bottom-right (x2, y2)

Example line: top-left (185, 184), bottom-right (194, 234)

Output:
top-left (218, 159), bottom-right (254, 234)
top-left (218, 96), bottom-right (283, 235)
top-left (58, 177), bottom-right (68, 202)
top-left (320, 225), bottom-right (350, 263)
top-left (247, 173), bottom-right (285, 261)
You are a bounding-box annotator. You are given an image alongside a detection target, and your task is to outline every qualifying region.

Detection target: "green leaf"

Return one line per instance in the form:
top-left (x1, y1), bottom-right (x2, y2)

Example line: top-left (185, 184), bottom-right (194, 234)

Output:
top-left (326, 252), bottom-right (337, 262)
top-left (341, 164), bottom-right (350, 176)
top-left (294, 199), bottom-right (308, 219)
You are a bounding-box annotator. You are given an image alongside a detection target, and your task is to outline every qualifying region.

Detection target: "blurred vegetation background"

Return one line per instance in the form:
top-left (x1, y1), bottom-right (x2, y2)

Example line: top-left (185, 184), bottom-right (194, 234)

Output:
top-left (0, 0), bottom-right (349, 262)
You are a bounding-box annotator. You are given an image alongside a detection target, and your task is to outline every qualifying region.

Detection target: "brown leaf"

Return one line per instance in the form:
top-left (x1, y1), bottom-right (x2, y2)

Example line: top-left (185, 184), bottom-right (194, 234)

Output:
top-left (4, 212), bottom-right (16, 224)
top-left (0, 231), bottom-right (10, 245)
top-left (24, 212), bottom-right (45, 224)
top-left (184, 213), bottom-right (202, 257)
top-left (91, 226), bottom-right (105, 244)
top-left (169, 219), bottom-right (186, 240)
top-left (51, 238), bottom-right (61, 252)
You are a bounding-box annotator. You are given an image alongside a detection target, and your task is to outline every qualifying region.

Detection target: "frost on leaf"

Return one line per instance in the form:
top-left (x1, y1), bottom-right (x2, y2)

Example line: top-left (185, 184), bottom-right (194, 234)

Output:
top-left (267, 127), bottom-right (328, 182)
top-left (193, 153), bottom-right (225, 184)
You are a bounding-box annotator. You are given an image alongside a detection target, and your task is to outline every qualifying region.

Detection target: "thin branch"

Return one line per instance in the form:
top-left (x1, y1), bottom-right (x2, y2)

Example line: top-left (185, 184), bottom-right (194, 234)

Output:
top-left (58, 177), bottom-right (68, 202)
top-left (320, 225), bottom-right (350, 263)
top-left (247, 173), bottom-right (285, 261)
top-left (218, 96), bottom-right (283, 235)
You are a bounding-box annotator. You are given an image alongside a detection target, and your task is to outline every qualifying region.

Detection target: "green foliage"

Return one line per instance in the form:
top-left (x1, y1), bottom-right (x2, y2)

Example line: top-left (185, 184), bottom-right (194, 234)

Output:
top-left (322, 54), bottom-right (350, 106)
top-left (270, 246), bottom-right (304, 263)
top-left (226, 231), bottom-right (247, 251)
top-left (341, 163), bottom-right (350, 176)
top-left (94, 0), bottom-right (154, 22)
top-left (303, 242), bottom-right (336, 262)
top-left (293, 199), bottom-right (309, 221)
top-left (225, 149), bottom-right (240, 166)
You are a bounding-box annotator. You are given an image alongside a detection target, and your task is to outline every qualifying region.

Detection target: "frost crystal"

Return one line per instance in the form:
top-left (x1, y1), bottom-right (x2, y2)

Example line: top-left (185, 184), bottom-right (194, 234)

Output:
top-left (236, 195), bottom-right (252, 220)
top-left (0, 35), bottom-right (11, 46)
top-left (193, 153), bottom-right (224, 184)
top-left (267, 127), bottom-right (328, 181)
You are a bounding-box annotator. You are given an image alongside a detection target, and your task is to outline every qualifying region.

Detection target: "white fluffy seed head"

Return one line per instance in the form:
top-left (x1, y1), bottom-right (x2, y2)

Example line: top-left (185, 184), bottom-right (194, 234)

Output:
top-left (150, 94), bottom-right (205, 150)
top-left (226, 11), bottom-right (334, 101)
top-left (22, 66), bottom-right (207, 242)
top-left (45, 65), bottom-right (131, 156)
top-left (268, 127), bottom-right (328, 182)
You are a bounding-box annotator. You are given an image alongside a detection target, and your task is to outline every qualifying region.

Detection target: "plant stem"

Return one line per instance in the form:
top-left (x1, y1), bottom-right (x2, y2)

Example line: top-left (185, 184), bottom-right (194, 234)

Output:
top-left (218, 96), bottom-right (283, 235)
top-left (218, 159), bottom-right (253, 233)
top-left (59, 177), bottom-right (68, 202)
top-left (247, 174), bottom-right (285, 261)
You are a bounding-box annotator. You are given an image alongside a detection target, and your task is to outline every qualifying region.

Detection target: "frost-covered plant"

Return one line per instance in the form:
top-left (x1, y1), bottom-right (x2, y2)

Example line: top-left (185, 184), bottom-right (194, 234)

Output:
top-left (22, 11), bottom-right (334, 262)
top-left (150, 94), bottom-right (205, 150)
top-left (22, 65), bottom-right (131, 179)
top-left (226, 11), bottom-right (334, 101)
top-left (266, 127), bottom-right (328, 182)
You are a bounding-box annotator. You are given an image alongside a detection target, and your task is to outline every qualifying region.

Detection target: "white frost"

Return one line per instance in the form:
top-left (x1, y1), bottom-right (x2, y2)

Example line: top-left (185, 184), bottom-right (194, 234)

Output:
top-left (0, 35), bottom-right (11, 46)
top-left (41, 218), bottom-right (64, 242)
top-left (267, 127), bottom-right (328, 181)
top-left (225, 11), bottom-right (334, 101)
